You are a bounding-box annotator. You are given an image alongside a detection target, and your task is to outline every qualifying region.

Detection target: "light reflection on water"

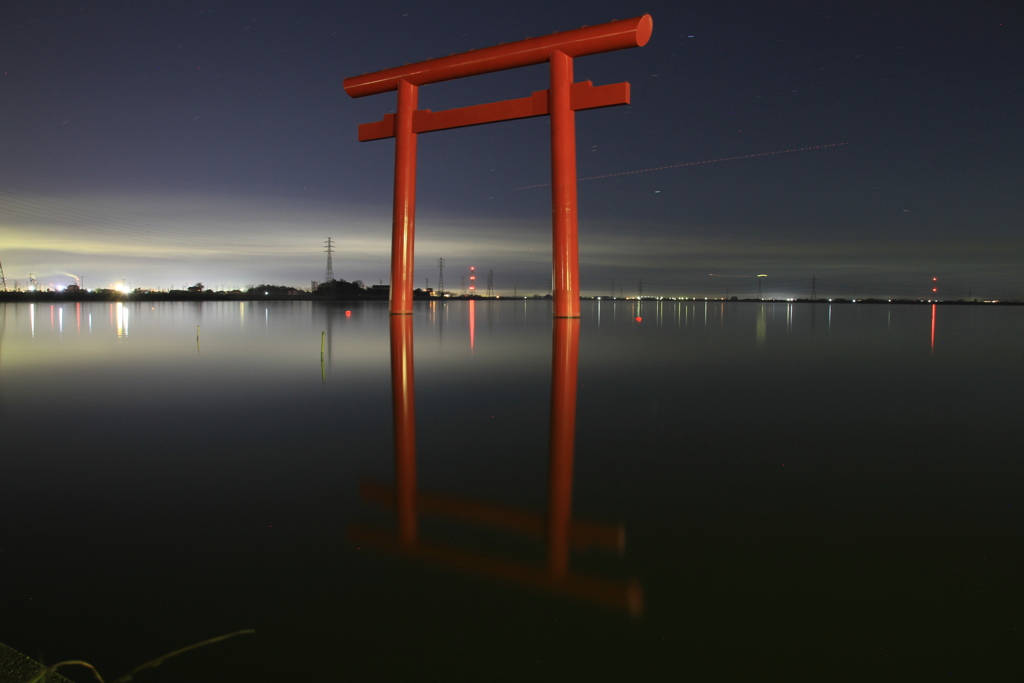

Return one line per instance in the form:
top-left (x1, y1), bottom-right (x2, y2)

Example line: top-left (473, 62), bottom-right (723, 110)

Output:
top-left (2, 299), bottom-right (1019, 414)
top-left (1, 300), bottom-right (1023, 679)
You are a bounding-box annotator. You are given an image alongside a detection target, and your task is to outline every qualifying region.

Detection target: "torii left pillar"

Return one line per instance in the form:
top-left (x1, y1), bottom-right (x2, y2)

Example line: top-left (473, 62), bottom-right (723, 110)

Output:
top-left (391, 79), bottom-right (419, 316)
top-left (344, 15), bottom-right (652, 317)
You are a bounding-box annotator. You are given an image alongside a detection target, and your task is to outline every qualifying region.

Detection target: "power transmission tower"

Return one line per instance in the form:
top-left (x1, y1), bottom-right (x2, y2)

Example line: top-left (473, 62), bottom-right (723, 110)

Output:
top-left (0, 259), bottom-right (6, 292)
top-left (487, 269), bottom-right (494, 297)
top-left (638, 279), bottom-right (643, 298)
top-left (757, 278), bottom-right (763, 300)
top-left (811, 275), bottom-right (817, 301)
top-left (437, 257), bottom-right (445, 296)
top-left (324, 238), bottom-right (335, 282)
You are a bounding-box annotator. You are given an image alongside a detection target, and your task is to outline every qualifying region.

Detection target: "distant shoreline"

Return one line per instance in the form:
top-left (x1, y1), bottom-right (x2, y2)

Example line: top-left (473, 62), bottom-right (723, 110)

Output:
top-left (0, 292), bottom-right (1019, 305)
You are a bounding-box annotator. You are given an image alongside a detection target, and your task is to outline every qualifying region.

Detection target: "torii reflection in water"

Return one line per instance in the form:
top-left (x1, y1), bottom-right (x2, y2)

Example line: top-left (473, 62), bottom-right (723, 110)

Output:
top-left (348, 314), bottom-right (643, 616)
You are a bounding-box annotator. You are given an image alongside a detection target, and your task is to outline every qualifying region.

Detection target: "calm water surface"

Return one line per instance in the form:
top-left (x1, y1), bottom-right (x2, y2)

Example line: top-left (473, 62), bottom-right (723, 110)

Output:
top-left (2, 300), bottom-right (1022, 680)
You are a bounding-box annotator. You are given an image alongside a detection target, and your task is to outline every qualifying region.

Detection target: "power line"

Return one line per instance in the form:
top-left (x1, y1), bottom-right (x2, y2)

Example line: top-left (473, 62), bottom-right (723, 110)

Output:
top-left (0, 197), bottom-right (208, 248)
top-left (0, 187), bottom-right (249, 248)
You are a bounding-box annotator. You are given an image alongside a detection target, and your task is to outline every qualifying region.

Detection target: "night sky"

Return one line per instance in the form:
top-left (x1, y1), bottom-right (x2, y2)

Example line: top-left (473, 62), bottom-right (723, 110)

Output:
top-left (2, 0), bottom-right (1021, 299)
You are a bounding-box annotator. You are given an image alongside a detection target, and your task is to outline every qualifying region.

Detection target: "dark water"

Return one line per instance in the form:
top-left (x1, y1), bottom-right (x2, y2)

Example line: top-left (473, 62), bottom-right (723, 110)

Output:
top-left (2, 300), bottom-right (1022, 680)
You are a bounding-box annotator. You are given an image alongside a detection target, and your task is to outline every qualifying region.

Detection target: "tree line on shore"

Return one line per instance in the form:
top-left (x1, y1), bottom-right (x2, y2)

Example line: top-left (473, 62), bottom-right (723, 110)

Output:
top-left (0, 279), bottom-right (431, 301)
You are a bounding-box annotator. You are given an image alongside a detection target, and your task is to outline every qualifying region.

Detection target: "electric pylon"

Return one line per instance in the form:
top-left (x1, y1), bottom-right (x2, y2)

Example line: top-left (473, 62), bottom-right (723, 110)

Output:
top-left (324, 238), bottom-right (335, 282)
top-left (437, 257), bottom-right (445, 296)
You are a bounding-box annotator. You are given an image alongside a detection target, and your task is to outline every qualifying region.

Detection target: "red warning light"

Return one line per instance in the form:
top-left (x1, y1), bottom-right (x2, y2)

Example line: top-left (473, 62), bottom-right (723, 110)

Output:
top-left (345, 310), bottom-right (352, 316)
top-left (635, 316), bottom-right (642, 322)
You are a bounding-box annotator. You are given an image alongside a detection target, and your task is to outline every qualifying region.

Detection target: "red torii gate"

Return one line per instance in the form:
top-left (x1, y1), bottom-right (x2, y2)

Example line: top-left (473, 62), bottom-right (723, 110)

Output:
top-left (343, 15), bottom-right (653, 318)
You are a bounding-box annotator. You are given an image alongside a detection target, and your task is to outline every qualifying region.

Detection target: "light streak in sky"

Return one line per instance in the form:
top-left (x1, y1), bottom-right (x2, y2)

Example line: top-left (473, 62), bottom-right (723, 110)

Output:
top-left (514, 143), bottom-right (848, 190)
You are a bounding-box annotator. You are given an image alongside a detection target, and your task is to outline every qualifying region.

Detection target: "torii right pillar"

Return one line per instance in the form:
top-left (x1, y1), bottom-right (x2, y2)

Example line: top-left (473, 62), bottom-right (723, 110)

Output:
top-left (549, 50), bottom-right (580, 318)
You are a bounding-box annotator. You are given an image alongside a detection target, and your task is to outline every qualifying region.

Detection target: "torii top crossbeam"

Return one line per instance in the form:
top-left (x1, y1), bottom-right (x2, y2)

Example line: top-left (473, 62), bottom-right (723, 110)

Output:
top-left (344, 15), bottom-right (652, 317)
